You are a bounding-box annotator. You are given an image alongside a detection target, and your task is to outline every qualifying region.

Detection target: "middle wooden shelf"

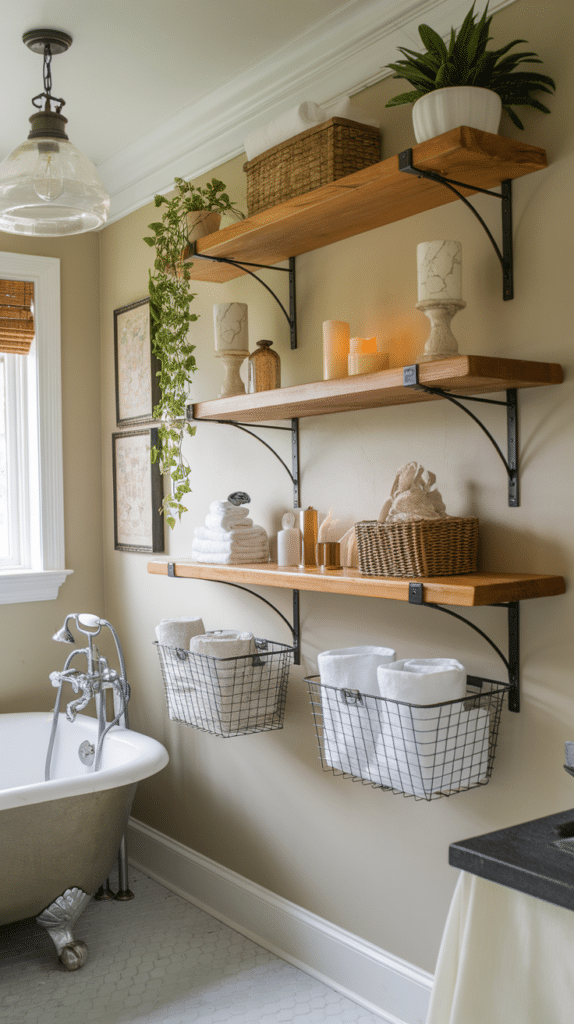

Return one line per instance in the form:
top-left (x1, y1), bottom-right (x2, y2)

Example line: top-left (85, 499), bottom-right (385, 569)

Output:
top-left (190, 354), bottom-right (563, 423)
top-left (146, 560), bottom-right (565, 608)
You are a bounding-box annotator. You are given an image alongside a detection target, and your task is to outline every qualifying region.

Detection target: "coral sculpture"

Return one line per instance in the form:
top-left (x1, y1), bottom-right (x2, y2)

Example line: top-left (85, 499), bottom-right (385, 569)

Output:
top-left (378, 462), bottom-right (447, 523)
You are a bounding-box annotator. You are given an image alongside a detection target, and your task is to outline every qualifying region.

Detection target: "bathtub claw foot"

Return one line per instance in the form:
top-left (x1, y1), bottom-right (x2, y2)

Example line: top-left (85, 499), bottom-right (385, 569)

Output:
top-left (94, 879), bottom-right (116, 901)
top-left (35, 887), bottom-right (91, 968)
top-left (60, 940), bottom-right (89, 970)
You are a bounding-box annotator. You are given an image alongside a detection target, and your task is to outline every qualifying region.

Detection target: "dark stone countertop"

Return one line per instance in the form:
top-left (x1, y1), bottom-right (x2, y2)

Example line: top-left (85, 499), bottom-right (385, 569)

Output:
top-left (449, 806), bottom-right (574, 911)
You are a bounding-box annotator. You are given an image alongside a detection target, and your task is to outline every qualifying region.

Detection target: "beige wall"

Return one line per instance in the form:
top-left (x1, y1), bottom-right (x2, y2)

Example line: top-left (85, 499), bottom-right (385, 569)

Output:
top-left (5, 0), bottom-right (559, 977)
top-left (0, 230), bottom-right (103, 711)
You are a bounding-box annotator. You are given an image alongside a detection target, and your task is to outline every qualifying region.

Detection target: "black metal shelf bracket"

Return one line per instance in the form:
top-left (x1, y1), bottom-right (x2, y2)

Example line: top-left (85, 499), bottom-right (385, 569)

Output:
top-left (166, 566), bottom-right (300, 664)
top-left (178, 414), bottom-right (301, 662)
top-left (398, 148), bottom-right (513, 301)
top-left (189, 245), bottom-right (297, 348)
top-left (408, 584), bottom-right (520, 711)
top-left (403, 365), bottom-right (519, 506)
top-left (187, 412), bottom-right (300, 508)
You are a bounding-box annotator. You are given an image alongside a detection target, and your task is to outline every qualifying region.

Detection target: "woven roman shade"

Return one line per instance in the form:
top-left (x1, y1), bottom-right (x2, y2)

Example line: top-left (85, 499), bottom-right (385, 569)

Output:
top-left (0, 280), bottom-right (35, 354)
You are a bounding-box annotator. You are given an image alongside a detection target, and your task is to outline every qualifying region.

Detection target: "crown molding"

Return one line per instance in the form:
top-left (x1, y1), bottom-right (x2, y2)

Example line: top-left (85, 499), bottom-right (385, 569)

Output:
top-left (101, 0), bottom-right (517, 225)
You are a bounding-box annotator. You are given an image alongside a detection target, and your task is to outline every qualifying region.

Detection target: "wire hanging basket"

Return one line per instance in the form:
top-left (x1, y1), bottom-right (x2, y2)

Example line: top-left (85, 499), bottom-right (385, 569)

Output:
top-left (155, 638), bottom-right (293, 737)
top-left (306, 674), bottom-right (508, 801)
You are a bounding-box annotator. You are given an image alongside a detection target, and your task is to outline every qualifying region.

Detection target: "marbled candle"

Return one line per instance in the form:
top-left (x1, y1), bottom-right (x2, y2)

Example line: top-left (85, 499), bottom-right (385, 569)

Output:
top-left (417, 241), bottom-right (462, 301)
top-left (213, 303), bottom-right (249, 351)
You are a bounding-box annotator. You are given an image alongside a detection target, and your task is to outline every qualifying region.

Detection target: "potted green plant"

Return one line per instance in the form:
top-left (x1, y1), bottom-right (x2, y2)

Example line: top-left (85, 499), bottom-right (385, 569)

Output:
top-left (144, 177), bottom-right (244, 528)
top-left (385, 2), bottom-right (555, 142)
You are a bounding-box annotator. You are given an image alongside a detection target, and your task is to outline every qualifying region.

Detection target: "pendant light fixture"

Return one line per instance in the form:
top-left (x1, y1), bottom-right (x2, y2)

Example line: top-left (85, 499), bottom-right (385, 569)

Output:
top-left (0, 29), bottom-right (110, 236)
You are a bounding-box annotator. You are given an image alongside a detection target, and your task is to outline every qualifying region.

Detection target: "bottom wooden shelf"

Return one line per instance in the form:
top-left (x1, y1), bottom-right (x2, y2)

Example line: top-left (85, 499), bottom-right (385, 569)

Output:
top-left (146, 561), bottom-right (565, 608)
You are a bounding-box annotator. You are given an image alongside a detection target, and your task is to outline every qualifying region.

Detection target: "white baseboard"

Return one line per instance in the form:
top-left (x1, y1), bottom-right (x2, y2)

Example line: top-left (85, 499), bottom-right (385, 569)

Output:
top-left (127, 817), bottom-right (432, 1024)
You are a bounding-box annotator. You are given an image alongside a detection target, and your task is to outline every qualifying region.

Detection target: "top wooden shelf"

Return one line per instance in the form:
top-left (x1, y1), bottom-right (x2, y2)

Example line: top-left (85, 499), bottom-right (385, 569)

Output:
top-left (183, 127), bottom-right (547, 283)
top-left (191, 355), bottom-right (563, 423)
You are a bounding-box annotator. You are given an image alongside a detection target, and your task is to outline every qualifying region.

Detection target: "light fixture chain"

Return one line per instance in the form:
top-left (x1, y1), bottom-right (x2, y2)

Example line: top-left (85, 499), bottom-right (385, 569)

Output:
top-left (43, 43), bottom-right (52, 98)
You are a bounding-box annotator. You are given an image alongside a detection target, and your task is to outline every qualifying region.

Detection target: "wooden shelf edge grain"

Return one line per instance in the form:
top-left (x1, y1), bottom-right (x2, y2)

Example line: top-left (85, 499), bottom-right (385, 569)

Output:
top-left (146, 561), bottom-right (565, 607)
top-left (191, 355), bottom-right (563, 423)
top-left (179, 128), bottom-right (547, 283)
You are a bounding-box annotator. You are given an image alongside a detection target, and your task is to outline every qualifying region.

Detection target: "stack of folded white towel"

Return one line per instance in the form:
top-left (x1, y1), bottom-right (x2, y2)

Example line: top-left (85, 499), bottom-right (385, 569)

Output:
top-left (317, 650), bottom-right (490, 797)
top-left (155, 620), bottom-right (278, 735)
top-left (191, 500), bottom-right (270, 564)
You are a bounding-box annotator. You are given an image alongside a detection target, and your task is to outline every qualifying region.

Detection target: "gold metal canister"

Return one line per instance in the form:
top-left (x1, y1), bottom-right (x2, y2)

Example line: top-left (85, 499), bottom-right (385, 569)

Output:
top-left (299, 506), bottom-right (318, 567)
top-left (316, 542), bottom-right (342, 570)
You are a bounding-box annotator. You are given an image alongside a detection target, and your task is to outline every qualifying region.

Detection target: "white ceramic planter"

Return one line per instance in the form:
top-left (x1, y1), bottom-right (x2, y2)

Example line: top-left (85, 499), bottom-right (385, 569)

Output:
top-left (412, 86), bottom-right (502, 143)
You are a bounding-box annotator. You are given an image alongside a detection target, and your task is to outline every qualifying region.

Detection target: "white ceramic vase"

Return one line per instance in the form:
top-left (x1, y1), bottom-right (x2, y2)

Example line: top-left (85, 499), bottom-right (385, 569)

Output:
top-left (412, 86), bottom-right (502, 143)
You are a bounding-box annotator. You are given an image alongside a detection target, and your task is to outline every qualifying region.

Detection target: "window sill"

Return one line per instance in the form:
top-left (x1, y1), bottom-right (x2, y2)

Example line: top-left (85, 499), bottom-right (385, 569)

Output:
top-left (0, 569), bottom-right (73, 604)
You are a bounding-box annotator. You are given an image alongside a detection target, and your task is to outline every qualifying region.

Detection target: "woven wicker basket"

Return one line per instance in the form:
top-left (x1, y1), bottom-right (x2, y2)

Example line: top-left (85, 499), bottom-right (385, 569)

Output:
top-left (355, 517), bottom-right (479, 577)
top-left (243, 117), bottom-right (381, 216)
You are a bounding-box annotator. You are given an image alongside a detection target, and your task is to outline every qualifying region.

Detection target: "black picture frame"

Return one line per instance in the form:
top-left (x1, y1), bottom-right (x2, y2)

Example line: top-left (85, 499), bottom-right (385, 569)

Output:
top-left (113, 297), bottom-right (160, 425)
top-left (112, 428), bottom-right (163, 553)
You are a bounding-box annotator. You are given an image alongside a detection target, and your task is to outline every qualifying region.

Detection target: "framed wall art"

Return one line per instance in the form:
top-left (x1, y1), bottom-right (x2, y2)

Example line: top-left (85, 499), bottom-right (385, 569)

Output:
top-left (112, 429), bottom-right (164, 553)
top-left (114, 297), bottom-right (160, 425)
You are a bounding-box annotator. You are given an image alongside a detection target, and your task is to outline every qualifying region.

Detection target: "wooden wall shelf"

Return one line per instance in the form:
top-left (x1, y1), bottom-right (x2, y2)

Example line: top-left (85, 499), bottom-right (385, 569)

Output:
top-left (181, 127), bottom-right (547, 283)
top-left (147, 561), bottom-right (565, 609)
top-left (191, 355), bottom-right (563, 423)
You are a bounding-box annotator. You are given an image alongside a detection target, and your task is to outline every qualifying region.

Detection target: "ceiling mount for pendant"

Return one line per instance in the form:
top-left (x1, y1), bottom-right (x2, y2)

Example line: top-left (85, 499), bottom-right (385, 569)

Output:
top-left (22, 29), bottom-right (72, 55)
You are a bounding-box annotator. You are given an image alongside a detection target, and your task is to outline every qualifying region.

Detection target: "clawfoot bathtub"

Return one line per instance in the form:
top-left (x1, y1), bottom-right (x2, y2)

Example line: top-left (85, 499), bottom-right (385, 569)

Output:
top-left (0, 711), bottom-right (168, 967)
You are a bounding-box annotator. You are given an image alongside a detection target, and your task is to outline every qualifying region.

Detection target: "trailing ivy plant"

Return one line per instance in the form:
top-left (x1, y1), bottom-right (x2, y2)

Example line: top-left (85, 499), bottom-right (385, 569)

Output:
top-left (144, 177), bottom-right (243, 528)
top-left (385, 2), bottom-right (555, 130)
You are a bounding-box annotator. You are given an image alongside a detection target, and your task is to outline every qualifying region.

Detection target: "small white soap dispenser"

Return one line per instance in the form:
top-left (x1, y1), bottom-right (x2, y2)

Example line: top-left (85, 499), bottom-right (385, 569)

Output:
top-left (277, 512), bottom-right (301, 566)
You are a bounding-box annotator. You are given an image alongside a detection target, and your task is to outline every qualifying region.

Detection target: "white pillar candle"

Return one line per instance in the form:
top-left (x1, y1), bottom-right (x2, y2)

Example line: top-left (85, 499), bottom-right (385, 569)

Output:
top-left (349, 336), bottom-right (377, 355)
top-left (213, 303), bottom-right (249, 351)
top-left (348, 352), bottom-right (389, 375)
top-left (322, 321), bottom-right (350, 380)
top-left (417, 241), bottom-right (462, 302)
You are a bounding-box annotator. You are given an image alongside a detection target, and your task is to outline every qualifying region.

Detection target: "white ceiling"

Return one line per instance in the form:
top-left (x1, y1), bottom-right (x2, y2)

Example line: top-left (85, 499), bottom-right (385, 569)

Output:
top-left (0, 0), bottom-right (515, 224)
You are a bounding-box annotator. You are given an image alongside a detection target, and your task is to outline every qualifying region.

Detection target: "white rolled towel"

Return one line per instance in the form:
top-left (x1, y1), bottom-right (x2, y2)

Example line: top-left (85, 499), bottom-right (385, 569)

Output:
top-left (377, 658), bottom-right (467, 705)
top-left (155, 617), bottom-right (205, 649)
top-left (323, 96), bottom-right (380, 129)
top-left (319, 646), bottom-right (397, 694)
top-left (189, 630), bottom-right (256, 659)
top-left (369, 658), bottom-right (487, 797)
top-left (367, 706), bottom-right (490, 797)
top-left (317, 646), bottom-right (396, 777)
top-left (244, 101), bottom-right (327, 160)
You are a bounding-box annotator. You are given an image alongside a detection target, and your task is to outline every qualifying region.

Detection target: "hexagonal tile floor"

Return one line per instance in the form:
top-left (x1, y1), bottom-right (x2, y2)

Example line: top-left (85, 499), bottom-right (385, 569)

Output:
top-left (0, 869), bottom-right (382, 1024)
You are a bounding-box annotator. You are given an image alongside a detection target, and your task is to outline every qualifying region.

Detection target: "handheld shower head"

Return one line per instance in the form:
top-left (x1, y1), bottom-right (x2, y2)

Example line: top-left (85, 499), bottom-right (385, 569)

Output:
top-left (52, 617), bottom-right (75, 643)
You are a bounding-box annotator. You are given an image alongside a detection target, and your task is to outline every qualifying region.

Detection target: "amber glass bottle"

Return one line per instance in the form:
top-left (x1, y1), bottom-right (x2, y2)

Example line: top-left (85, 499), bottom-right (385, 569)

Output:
top-left (247, 340), bottom-right (281, 392)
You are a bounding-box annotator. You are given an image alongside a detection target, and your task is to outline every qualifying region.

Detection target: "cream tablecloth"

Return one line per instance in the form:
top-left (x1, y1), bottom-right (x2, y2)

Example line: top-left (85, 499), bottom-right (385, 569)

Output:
top-left (426, 871), bottom-right (574, 1024)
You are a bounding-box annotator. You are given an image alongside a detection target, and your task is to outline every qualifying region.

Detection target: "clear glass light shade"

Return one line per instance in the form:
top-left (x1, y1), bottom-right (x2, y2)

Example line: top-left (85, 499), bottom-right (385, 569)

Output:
top-left (0, 135), bottom-right (110, 236)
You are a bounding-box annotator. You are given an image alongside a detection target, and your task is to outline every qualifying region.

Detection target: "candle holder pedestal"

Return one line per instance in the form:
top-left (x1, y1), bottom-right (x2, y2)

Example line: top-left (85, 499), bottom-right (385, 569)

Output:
top-left (416, 299), bottom-right (466, 362)
top-left (216, 350), bottom-right (248, 398)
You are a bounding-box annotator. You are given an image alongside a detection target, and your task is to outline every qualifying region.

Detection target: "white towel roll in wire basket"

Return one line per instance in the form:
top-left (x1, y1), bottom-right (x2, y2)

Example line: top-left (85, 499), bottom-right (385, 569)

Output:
top-left (155, 635), bottom-right (294, 737)
top-left (305, 674), bottom-right (508, 801)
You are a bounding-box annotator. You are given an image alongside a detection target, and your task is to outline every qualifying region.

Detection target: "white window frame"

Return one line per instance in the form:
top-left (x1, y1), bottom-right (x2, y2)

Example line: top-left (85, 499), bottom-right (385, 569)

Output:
top-left (0, 251), bottom-right (72, 602)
